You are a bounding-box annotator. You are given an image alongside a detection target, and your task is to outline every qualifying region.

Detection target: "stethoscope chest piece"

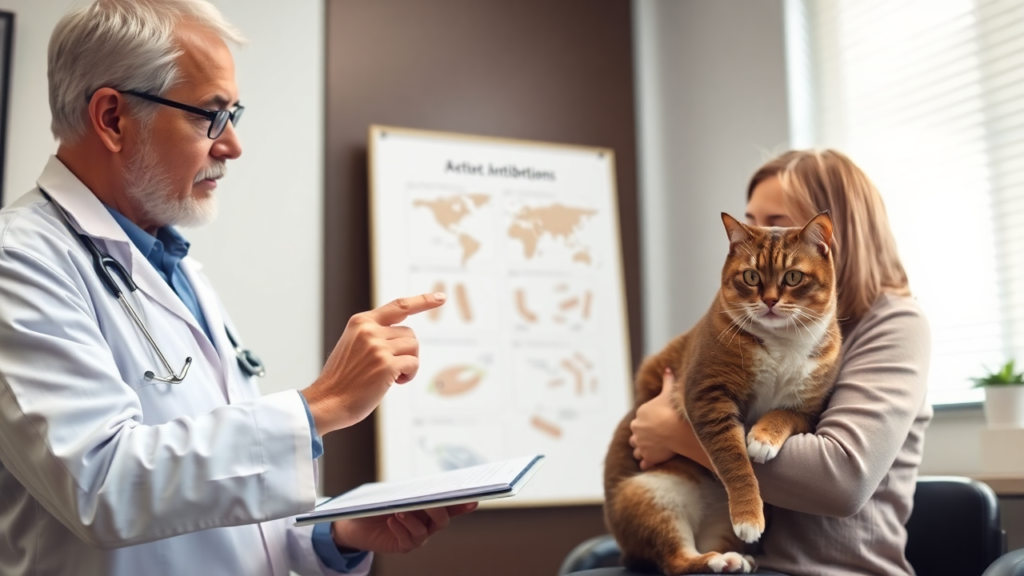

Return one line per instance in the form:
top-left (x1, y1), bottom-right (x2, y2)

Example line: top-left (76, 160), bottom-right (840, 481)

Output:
top-left (229, 330), bottom-right (266, 378)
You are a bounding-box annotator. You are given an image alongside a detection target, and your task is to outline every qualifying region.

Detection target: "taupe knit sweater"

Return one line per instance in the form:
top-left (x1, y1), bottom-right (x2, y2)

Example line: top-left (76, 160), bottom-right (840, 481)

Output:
top-left (755, 294), bottom-right (933, 576)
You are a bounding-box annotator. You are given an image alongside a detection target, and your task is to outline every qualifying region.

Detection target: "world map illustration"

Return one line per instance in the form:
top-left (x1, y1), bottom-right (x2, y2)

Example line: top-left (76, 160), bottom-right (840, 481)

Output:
top-left (507, 203), bottom-right (598, 265)
top-left (413, 194), bottom-right (491, 266)
top-left (413, 194), bottom-right (597, 266)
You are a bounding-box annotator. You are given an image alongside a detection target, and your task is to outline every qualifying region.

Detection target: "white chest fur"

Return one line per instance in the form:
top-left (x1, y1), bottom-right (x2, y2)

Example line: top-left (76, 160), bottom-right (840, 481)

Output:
top-left (745, 332), bottom-right (824, 426)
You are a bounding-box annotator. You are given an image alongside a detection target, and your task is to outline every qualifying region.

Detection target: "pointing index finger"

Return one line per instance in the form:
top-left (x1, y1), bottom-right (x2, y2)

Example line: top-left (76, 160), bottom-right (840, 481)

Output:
top-left (370, 293), bottom-right (447, 326)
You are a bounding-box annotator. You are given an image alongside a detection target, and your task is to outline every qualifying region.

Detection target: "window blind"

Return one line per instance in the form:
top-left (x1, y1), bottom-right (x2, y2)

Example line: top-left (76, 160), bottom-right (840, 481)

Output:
top-left (785, 0), bottom-right (1024, 405)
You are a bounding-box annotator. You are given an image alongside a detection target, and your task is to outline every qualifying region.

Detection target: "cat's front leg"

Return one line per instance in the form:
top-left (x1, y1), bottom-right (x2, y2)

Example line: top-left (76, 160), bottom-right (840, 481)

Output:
top-left (746, 409), bottom-right (813, 464)
top-left (686, 403), bottom-right (765, 543)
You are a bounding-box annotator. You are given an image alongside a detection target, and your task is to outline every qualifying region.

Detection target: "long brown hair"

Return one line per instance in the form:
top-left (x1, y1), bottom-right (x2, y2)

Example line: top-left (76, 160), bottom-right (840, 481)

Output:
top-left (748, 149), bottom-right (910, 323)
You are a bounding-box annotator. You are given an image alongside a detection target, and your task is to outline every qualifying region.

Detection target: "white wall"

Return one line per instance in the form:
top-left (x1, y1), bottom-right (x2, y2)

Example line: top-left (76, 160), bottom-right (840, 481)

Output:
top-left (632, 0), bottom-right (986, 476)
top-left (0, 0), bottom-right (63, 194)
top-left (0, 0), bottom-right (325, 399)
top-left (633, 0), bottom-right (791, 348)
top-left (188, 0), bottom-right (325, 399)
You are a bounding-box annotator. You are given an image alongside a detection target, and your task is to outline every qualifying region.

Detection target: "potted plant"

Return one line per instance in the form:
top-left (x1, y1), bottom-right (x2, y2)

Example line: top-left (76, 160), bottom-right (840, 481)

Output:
top-left (972, 360), bottom-right (1024, 428)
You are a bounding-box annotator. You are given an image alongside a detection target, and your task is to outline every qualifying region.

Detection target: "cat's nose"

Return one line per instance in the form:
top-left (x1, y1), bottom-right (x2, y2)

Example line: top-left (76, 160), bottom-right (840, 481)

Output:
top-left (763, 298), bottom-right (778, 309)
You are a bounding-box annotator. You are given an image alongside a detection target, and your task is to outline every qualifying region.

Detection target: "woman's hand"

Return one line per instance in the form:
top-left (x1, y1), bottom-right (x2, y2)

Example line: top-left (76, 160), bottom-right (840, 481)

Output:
top-left (331, 502), bottom-right (478, 554)
top-left (629, 368), bottom-right (713, 471)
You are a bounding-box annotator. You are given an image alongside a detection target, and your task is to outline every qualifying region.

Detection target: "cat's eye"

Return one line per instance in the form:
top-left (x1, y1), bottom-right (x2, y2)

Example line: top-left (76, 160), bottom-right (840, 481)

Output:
top-left (784, 270), bottom-right (804, 286)
top-left (743, 270), bottom-right (760, 286)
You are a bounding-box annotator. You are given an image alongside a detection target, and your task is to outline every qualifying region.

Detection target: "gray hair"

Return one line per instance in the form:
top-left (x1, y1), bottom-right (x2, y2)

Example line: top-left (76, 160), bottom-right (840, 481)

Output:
top-left (48, 0), bottom-right (245, 143)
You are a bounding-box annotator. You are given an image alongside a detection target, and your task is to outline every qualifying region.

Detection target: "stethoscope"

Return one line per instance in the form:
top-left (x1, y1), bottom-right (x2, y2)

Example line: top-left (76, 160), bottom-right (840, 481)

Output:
top-left (41, 190), bottom-right (266, 383)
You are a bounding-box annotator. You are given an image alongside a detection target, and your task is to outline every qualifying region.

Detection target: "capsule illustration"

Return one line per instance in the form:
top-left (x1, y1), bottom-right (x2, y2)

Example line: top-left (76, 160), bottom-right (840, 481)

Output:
top-left (428, 365), bottom-right (485, 396)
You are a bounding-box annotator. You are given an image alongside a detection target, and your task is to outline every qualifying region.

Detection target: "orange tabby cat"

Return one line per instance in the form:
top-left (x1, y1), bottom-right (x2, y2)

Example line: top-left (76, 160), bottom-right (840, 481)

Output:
top-left (604, 212), bottom-right (842, 575)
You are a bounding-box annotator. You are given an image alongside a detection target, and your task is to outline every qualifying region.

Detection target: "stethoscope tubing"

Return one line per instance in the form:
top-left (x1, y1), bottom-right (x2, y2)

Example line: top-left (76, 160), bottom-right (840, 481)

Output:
top-left (39, 188), bottom-right (263, 382)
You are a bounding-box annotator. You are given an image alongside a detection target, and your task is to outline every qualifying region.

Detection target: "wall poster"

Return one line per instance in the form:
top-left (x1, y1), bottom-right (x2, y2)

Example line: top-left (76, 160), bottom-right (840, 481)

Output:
top-left (369, 125), bottom-right (633, 506)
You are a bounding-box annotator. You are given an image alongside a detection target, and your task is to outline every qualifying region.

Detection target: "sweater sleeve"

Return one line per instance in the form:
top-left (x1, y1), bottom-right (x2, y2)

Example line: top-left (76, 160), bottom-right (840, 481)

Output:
top-left (752, 295), bottom-right (932, 517)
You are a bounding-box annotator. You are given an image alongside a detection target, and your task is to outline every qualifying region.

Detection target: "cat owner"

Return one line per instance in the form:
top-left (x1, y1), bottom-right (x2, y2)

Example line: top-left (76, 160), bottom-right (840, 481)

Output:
top-left (629, 149), bottom-right (932, 575)
top-left (0, 1), bottom-right (475, 575)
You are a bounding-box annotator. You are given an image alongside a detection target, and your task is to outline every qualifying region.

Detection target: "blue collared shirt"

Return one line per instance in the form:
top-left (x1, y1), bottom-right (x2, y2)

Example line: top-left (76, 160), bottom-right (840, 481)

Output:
top-left (104, 208), bottom-right (213, 341)
top-left (104, 207), bottom-right (363, 571)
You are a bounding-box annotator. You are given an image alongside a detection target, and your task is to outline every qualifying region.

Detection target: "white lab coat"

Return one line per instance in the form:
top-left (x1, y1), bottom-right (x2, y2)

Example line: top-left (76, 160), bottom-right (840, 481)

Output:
top-left (0, 157), bottom-right (370, 576)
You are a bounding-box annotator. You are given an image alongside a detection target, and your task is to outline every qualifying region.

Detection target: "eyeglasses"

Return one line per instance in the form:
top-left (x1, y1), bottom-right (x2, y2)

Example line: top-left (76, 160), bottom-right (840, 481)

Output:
top-left (122, 90), bottom-right (244, 139)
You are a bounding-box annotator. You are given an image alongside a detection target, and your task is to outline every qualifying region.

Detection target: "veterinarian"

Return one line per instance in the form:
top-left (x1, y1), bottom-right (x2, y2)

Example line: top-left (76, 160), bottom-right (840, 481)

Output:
top-left (0, 1), bottom-right (474, 575)
top-left (628, 150), bottom-right (932, 576)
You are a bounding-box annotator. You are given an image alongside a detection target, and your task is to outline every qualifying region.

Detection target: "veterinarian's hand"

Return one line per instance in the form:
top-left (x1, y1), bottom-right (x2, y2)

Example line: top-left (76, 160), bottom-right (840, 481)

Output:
top-left (331, 502), bottom-right (478, 554)
top-left (629, 368), bottom-right (687, 469)
top-left (303, 292), bottom-right (446, 435)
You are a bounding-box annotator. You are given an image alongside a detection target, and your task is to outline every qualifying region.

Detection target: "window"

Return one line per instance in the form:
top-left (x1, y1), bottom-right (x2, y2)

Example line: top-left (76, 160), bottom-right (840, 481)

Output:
top-left (785, 0), bottom-right (1024, 405)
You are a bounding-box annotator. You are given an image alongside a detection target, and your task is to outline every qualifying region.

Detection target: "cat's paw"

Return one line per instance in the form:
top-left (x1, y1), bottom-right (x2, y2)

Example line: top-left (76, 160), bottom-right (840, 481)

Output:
top-left (746, 429), bottom-right (782, 463)
top-left (706, 551), bottom-right (754, 573)
top-left (732, 521), bottom-right (763, 543)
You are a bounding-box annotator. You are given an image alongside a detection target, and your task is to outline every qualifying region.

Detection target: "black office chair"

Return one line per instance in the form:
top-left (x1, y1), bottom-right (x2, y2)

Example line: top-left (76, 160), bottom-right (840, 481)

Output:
top-left (559, 476), bottom-right (1022, 576)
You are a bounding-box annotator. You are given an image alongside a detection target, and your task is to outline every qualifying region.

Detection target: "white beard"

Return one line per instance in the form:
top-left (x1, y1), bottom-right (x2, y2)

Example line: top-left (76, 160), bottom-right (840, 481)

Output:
top-left (123, 135), bottom-right (220, 228)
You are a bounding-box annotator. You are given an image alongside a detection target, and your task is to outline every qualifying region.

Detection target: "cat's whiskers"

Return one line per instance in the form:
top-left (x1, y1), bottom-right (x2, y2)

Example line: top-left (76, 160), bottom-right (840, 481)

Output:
top-left (790, 306), bottom-right (832, 330)
top-left (783, 314), bottom-right (803, 340)
top-left (790, 312), bottom-right (817, 341)
top-left (735, 313), bottom-right (754, 366)
top-left (718, 303), bottom-right (758, 319)
top-left (725, 311), bottom-right (757, 349)
top-left (789, 303), bottom-right (830, 321)
top-left (717, 307), bottom-right (756, 346)
top-left (788, 307), bottom-right (835, 343)
top-left (793, 310), bottom-right (827, 323)
top-left (716, 315), bottom-right (745, 345)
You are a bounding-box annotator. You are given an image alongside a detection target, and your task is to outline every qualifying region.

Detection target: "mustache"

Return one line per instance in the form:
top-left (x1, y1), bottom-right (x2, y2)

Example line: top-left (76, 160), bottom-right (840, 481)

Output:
top-left (194, 162), bottom-right (227, 184)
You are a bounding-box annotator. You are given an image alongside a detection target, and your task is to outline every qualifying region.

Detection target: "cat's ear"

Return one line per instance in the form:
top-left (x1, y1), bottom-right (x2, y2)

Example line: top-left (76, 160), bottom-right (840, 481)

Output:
top-left (800, 211), bottom-right (834, 257)
top-left (721, 213), bottom-right (752, 255)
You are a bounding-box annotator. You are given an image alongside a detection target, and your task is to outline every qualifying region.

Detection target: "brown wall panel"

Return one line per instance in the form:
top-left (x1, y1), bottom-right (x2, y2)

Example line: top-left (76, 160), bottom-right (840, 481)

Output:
top-left (323, 1), bottom-right (640, 574)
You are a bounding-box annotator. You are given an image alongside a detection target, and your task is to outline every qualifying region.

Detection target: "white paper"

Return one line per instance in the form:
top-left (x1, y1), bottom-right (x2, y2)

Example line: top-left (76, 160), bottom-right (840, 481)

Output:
top-left (316, 455), bottom-right (541, 512)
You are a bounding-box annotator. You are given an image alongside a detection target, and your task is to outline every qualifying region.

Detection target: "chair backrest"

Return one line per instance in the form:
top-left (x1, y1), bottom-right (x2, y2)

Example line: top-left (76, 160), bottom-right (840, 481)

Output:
top-left (905, 476), bottom-right (1005, 576)
top-left (559, 476), bottom-right (1007, 576)
top-left (558, 535), bottom-right (623, 575)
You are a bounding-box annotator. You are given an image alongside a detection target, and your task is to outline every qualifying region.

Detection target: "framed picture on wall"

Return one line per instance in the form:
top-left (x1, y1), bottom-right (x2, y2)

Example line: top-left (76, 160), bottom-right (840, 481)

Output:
top-left (0, 11), bottom-right (14, 205)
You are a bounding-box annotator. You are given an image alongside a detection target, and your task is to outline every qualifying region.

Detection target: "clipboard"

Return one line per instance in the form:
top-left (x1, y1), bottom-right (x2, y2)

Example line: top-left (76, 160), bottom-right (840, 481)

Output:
top-left (294, 455), bottom-right (545, 526)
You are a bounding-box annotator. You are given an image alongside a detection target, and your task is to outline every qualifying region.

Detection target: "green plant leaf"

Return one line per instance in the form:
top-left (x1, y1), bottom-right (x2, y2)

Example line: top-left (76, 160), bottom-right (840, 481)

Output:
top-left (971, 359), bottom-right (1024, 387)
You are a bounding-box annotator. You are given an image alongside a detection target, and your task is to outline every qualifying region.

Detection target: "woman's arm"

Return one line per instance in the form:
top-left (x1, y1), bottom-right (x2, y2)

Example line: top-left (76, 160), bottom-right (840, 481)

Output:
top-left (752, 296), bottom-right (931, 517)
